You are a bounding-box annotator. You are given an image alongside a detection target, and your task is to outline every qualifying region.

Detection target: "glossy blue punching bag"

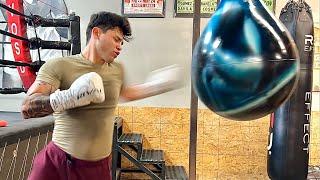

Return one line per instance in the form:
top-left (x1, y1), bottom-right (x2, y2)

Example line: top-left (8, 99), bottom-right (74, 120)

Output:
top-left (191, 0), bottom-right (300, 120)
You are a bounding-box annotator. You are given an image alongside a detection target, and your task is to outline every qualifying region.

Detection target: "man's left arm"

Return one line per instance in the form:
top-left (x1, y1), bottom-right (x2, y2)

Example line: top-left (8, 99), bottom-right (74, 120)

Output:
top-left (120, 64), bottom-right (184, 102)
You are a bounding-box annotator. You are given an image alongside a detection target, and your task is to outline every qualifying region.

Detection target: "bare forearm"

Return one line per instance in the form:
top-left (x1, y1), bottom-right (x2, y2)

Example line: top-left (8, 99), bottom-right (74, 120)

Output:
top-left (120, 81), bottom-right (174, 102)
top-left (21, 93), bottom-right (54, 119)
top-left (120, 64), bottom-right (184, 102)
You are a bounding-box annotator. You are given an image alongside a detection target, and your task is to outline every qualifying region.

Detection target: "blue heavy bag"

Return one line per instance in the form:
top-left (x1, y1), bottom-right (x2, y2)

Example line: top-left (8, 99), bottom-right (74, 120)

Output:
top-left (267, 1), bottom-right (314, 179)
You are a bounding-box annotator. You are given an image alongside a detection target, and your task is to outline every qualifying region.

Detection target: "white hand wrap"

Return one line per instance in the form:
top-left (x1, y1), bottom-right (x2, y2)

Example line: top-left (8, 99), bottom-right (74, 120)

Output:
top-left (50, 72), bottom-right (105, 112)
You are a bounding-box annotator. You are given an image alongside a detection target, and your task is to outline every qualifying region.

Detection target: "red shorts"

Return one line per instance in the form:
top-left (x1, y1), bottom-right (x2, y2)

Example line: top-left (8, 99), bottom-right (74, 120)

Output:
top-left (28, 141), bottom-right (111, 180)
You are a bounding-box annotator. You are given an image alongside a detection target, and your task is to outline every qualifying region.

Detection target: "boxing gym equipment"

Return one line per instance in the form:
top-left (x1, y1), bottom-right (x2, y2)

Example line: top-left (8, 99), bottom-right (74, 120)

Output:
top-left (191, 0), bottom-right (300, 121)
top-left (0, 1), bottom-right (80, 179)
top-left (0, 0), bottom-right (80, 93)
top-left (267, 1), bottom-right (314, 179)
top-left (50, 72), bottom-right (105, 112)
top-left (0, 120), bottom-right (7, 127)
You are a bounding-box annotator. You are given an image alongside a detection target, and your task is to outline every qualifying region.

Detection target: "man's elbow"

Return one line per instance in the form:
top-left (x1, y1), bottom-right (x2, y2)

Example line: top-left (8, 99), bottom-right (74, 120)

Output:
top-left (21, 104), bottom-right (31, 119)
top-left (20, 94), bottom-right (53, 119)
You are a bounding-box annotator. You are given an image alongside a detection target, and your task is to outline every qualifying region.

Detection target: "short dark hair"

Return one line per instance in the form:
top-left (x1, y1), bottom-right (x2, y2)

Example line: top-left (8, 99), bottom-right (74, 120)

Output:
top-left (86, 11), bottom-right (132, 43)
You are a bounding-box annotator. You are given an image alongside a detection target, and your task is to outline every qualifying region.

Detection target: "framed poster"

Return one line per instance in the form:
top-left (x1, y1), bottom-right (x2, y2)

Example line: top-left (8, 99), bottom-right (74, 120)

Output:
top-left (122, 0), bottom-right (165, 18)
top-left (174, 0), bottom-right (275, 18)
top-left (174, 0), bottom-right (218, 18)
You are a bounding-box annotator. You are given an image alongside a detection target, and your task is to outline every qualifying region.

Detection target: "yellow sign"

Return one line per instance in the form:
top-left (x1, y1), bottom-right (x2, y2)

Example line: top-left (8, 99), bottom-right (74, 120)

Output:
top-left (262, 0), bottom-right (274, 11)
top-left (176, 0), bottom-right (218, 14)
top-left (176, 0), bottom-right (274, 16)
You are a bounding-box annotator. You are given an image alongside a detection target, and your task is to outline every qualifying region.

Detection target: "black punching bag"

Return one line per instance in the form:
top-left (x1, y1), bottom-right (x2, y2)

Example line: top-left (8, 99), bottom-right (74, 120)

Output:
top-left (267, 0), bottom-right (314, 179)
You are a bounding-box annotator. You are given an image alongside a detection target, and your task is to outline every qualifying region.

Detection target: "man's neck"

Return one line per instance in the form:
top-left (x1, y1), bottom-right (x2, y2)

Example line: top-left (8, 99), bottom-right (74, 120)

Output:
top-left (81, 44), bottom-right (104, 65)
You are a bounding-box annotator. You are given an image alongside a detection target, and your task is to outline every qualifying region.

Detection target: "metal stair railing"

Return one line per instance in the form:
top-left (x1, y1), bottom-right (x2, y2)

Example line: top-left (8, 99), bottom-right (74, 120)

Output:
top-left (112, 117), bottom-right (162, 180)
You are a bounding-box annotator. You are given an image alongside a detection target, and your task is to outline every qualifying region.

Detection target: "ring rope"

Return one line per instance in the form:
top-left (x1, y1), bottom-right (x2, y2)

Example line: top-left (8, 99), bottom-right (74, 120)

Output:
top-left (5, 0), bottom-right (35, 89)
top-left (0, 0), bottom-right (72, 93)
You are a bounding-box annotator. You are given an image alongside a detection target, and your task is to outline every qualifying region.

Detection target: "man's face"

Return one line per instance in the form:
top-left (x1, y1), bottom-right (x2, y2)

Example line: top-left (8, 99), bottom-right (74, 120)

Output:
top-left (95, 27), bottom-right (124, 64)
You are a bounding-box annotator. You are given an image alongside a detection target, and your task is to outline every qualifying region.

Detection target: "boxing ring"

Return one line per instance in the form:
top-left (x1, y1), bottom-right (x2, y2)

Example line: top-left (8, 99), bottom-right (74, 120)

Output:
top-left (0, 112), bottom-right (53, 180)
top-left (0, 0), bottom-right (80, 93)
top-left (0, 1), bottom-right (80, 179)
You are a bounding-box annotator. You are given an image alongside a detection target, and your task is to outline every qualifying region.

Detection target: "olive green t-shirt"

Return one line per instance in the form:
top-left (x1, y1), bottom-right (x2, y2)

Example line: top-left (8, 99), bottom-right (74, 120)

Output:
top-left (37, 54), bottom-right (123, 160)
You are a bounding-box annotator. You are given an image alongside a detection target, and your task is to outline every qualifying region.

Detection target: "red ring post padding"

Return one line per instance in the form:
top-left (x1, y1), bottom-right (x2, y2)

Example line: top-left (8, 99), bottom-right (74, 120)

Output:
top-left (6, 0), bottom-right (36, 89)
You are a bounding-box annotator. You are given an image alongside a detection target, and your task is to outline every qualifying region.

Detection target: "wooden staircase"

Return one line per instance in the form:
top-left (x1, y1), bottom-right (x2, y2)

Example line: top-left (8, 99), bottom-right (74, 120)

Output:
top-left (112, 117), bottom-right (188, 180)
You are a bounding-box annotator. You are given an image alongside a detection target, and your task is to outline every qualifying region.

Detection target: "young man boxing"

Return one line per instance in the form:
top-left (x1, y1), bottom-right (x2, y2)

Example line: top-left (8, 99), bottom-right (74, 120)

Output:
top-left (21, 11), bottom-right (182, 180)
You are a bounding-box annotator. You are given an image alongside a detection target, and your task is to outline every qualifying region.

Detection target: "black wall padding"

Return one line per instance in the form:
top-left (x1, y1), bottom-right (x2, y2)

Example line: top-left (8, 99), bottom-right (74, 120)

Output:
top-left (267, 1), bottom-right (314, 180)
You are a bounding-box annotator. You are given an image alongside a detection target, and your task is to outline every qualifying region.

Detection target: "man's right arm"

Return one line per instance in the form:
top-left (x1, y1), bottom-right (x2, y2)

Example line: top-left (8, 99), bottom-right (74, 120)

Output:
top-left (21, 81), bottom-right (57, 119)
top-left (21, 72), bottom-right (105, 119)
